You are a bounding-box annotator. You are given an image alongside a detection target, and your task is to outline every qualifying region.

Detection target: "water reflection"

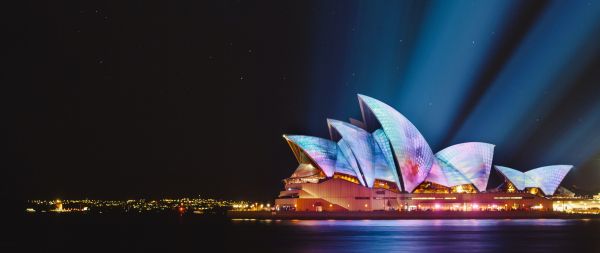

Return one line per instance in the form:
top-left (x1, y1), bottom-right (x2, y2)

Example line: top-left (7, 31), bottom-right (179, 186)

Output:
top-left (21, 215), bottom-right (600, 252)
top-left (232, 219), bottom-right (599, 253)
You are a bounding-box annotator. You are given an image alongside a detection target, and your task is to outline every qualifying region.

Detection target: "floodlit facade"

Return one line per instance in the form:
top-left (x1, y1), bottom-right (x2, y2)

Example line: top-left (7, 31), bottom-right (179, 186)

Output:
top-left (276, 94), bottom-right (572, 212)
top-left (495, 165), bottom-right (573, 195)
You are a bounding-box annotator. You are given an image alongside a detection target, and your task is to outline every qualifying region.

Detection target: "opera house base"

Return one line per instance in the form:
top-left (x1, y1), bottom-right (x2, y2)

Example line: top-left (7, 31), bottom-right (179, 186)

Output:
top-left (227, 210), bottom-right (597, 220)
top-left (274, 179), bottom-right (554, 212)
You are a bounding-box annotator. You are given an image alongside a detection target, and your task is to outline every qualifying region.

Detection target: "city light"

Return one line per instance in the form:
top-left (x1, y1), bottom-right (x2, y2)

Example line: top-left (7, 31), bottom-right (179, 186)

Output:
top-left (25, 198), bottom-right (254, 214)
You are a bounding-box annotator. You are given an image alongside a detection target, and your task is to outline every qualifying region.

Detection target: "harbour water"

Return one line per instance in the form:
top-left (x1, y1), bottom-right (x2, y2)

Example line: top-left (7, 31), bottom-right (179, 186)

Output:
top-left (16, 214), bottom-right (600, 252)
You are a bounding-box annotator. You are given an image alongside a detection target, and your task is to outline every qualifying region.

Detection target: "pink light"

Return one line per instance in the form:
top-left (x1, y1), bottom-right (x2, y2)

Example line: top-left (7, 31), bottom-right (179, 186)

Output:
top-left (472, 204), bottom-right (479, 209)
top-left (434, 203), bottom-right (441, 209)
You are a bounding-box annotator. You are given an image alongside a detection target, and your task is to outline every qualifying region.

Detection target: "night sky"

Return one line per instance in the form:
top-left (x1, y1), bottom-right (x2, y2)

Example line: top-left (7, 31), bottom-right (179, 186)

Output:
top-left (6, 1), bottom-right (600, 202)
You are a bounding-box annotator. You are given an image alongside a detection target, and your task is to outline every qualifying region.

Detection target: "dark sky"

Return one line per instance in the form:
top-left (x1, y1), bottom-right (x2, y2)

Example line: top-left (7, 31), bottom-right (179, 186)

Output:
top-left (6, 1), bottom-right (600, 201)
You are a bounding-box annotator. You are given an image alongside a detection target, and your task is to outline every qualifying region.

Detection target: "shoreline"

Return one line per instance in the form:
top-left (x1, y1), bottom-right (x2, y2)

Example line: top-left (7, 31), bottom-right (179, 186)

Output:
top-left (228, 210), bottom-right (600, 220)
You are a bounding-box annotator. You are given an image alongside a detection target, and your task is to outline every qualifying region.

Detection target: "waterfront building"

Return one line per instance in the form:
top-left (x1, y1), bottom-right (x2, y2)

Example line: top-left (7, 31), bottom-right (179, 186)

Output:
top-left (552, 198), bottom-right (600, 214)
top-left (275, 94), bottom-right (572, 212)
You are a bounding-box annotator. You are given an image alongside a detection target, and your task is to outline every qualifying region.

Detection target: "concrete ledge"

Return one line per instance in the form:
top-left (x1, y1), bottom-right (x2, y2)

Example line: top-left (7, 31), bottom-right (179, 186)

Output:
top-left (227, 210), bottom-right (599, 220)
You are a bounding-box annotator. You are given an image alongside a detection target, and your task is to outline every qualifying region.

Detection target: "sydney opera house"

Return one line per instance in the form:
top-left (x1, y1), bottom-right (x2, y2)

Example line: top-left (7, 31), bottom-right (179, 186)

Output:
top-left (275, 94), bottom-right (573, 212)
